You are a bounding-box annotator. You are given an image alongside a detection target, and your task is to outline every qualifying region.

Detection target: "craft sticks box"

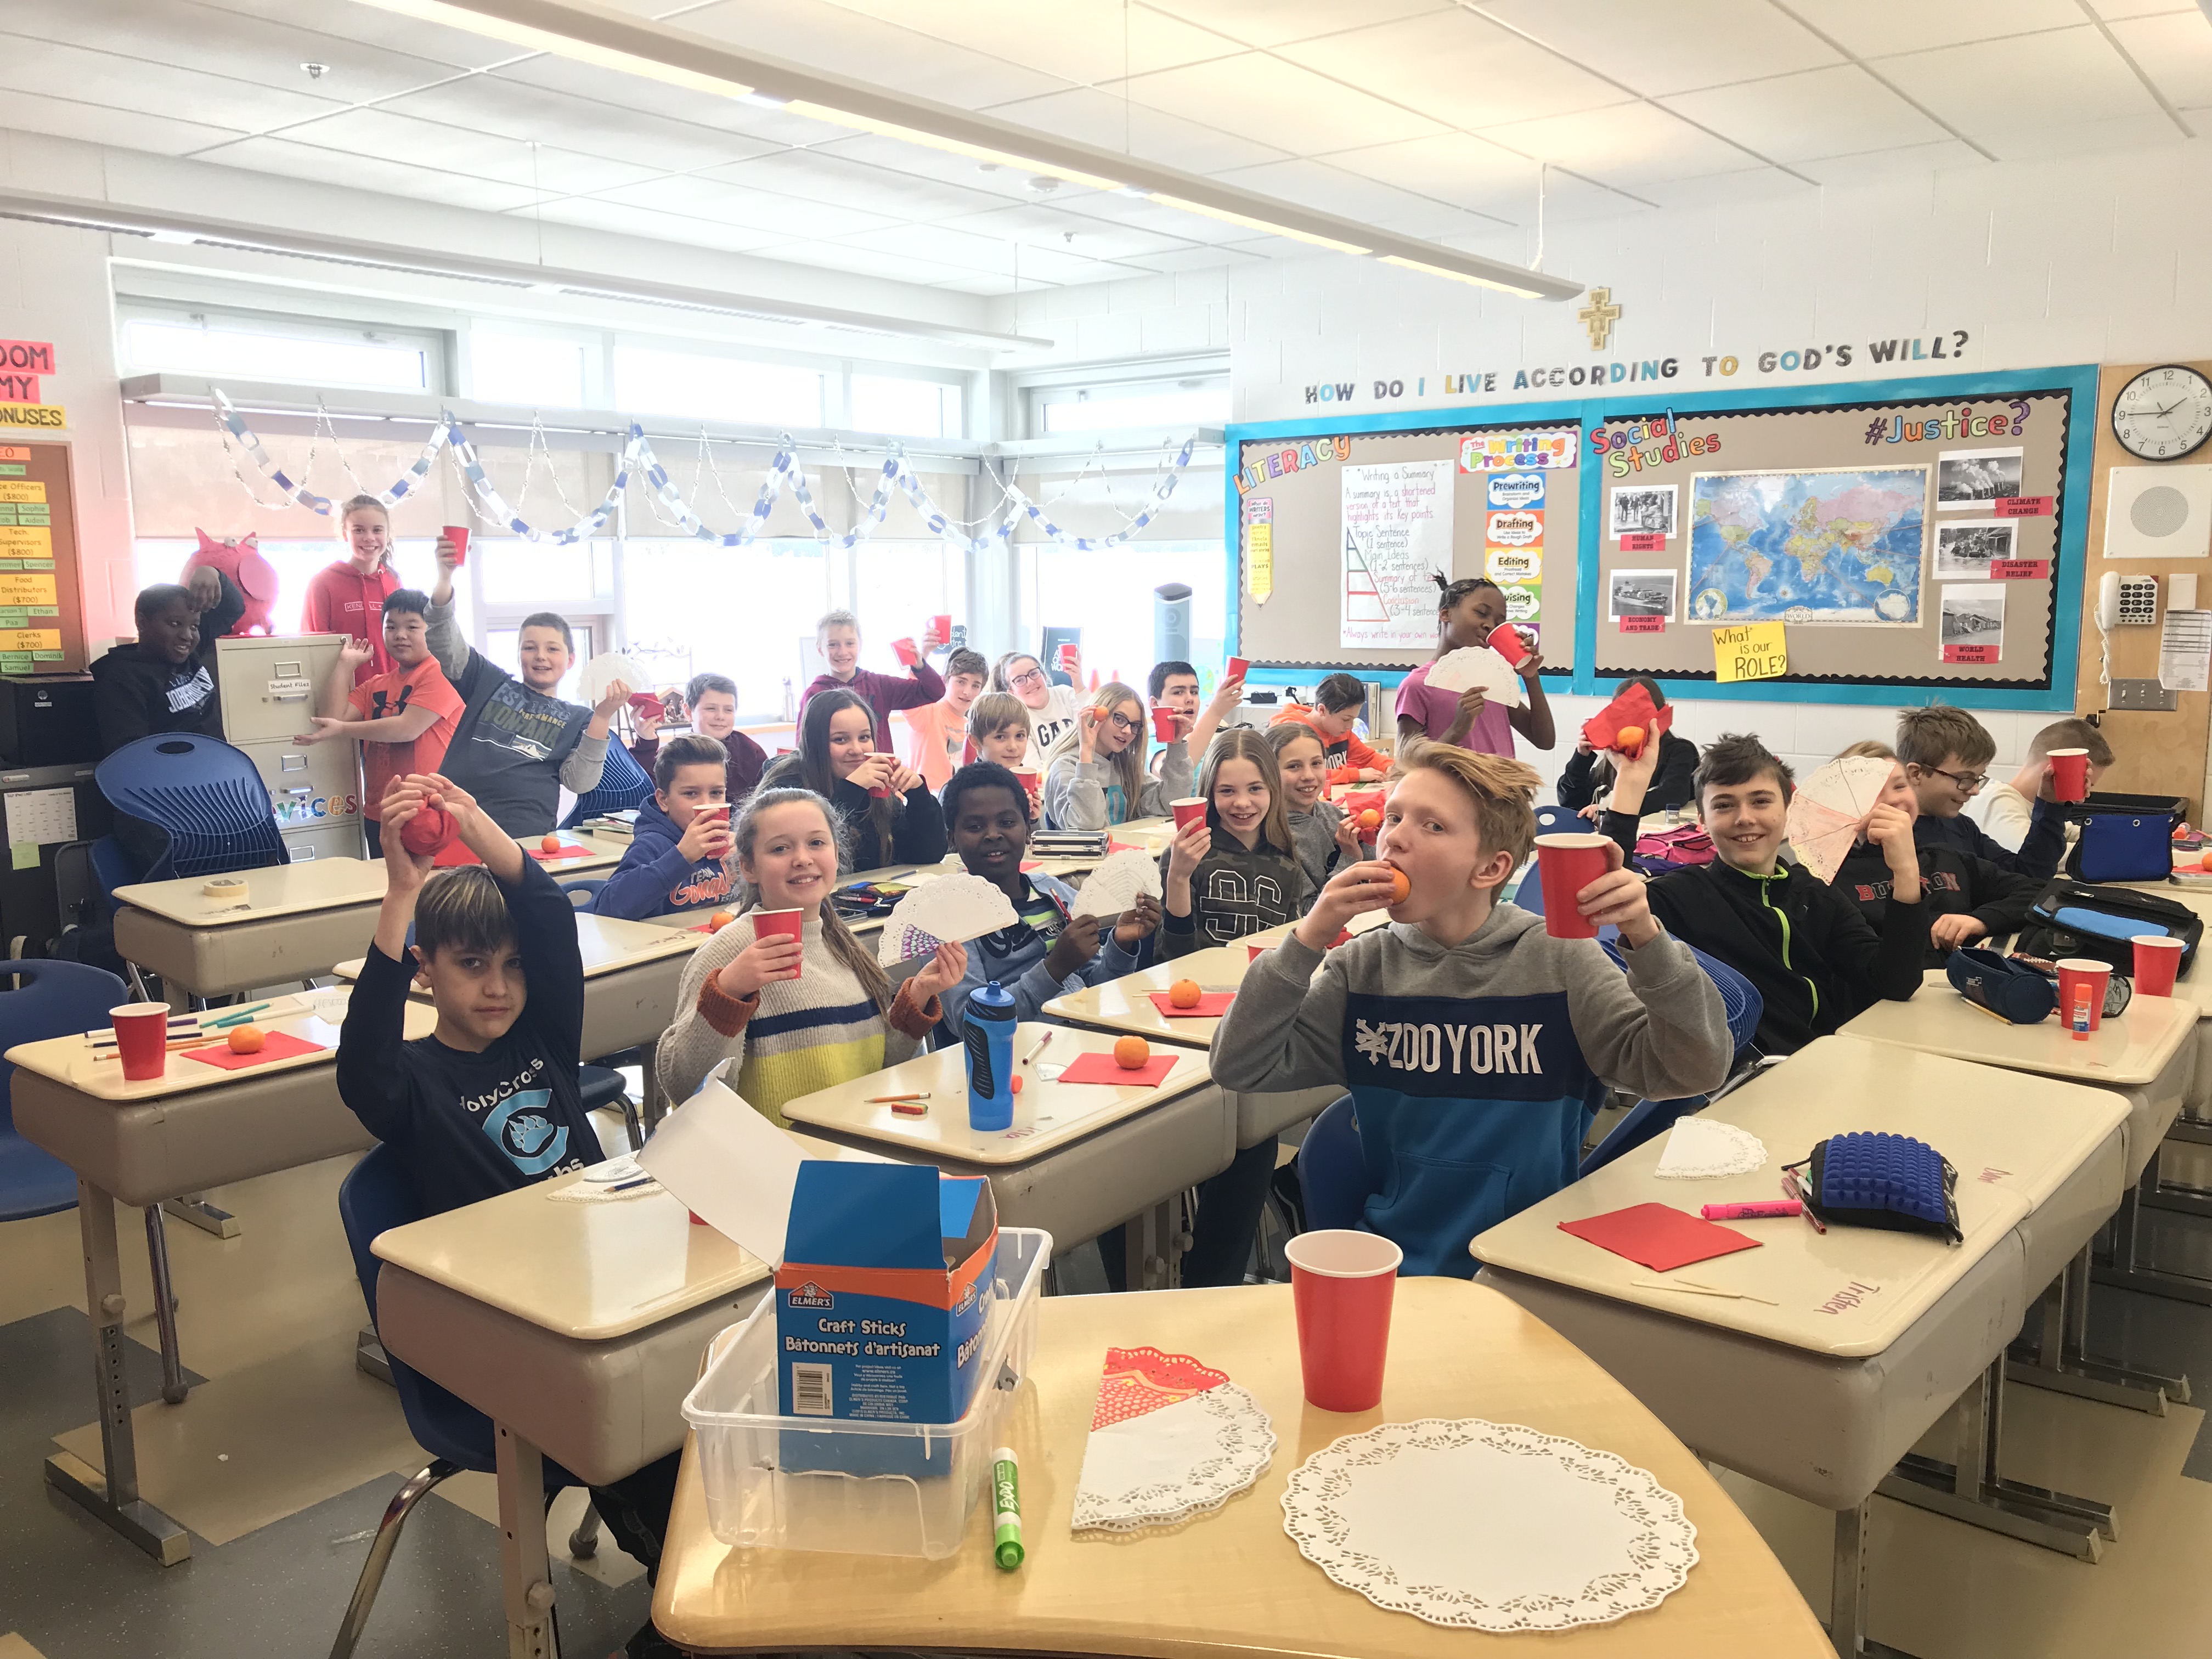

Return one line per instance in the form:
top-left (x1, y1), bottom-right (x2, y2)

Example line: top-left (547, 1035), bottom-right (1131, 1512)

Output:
top-left (775, 1161), bottom-right (999, 1426)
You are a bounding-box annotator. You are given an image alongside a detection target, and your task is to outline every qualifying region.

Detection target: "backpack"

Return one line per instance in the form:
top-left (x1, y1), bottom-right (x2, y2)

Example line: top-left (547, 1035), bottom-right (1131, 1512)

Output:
top-left (2015, 877), bottom-right (2202, 975)
top-left (1630, 823), bottom-right (1714, 878)
top-left (2064, 792), bottom-right (2185, 884)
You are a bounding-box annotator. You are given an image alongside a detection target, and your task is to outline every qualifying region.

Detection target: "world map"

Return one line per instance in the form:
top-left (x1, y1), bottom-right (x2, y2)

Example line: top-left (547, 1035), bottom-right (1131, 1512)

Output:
top-left (1687, 466), bottom-right (1927, 625)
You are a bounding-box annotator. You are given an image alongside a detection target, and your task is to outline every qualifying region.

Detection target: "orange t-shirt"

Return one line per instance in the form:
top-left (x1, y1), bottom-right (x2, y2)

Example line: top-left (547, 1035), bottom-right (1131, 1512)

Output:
top-left (349, 656), bottom-right (467, 820)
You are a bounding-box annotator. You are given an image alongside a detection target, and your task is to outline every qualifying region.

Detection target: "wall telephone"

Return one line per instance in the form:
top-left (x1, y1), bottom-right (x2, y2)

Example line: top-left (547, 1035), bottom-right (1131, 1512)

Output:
top-left (2098, 571), bottom-right (2159, 627)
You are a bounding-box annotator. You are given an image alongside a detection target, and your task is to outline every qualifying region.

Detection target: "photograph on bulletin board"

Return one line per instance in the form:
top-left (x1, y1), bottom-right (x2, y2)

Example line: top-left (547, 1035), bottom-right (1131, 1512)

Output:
top-left (1593, 387), bottom-right (2073, 689)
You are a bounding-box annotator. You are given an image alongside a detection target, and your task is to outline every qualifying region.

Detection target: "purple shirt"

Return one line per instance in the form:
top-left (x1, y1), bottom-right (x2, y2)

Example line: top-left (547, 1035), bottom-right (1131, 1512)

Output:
top-left (799, 663), bottom-right (945, 743)
top-left (1395, 662), bottom-right (1517, 757)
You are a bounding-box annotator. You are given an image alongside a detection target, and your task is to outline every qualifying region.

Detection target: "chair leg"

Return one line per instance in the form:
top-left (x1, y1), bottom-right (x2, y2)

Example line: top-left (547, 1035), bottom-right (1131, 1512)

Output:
top-left (568, 1500), bottom-right (601, 1559)
top-left (329, 1459), bottom-right (460, 1659)
top-left (142, 1207), bottom-right (188, 1405)
top-left (617, 1092), bottom-right (643, 1153)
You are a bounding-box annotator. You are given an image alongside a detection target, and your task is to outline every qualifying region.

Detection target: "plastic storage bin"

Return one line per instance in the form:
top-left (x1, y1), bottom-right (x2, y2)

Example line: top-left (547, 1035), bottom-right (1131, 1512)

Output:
top-left (683, 1227), bottom-right (1051, 1559)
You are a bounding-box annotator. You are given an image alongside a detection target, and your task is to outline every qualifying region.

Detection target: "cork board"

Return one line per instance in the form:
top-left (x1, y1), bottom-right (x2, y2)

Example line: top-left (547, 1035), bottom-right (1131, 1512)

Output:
top-left (1230, 420), bottom-right (1582, 674)
top-left (0, 441), bottom-right (84, 674)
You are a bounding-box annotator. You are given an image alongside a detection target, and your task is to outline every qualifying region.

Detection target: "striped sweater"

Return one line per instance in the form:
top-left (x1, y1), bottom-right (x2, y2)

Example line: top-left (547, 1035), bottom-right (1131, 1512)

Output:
top-left (655, 909), bottom-right (940, 1126)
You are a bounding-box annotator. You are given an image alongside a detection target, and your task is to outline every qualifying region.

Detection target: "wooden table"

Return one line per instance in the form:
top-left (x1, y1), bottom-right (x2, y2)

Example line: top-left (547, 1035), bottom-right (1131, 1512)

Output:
top-left (781, 1023), bottom-right (1232, 1274)
top-left (9, 992), bottom-right (437, 1565)
top-left (652, 1278), bottom-right (1832, 1658)
top-left (1474, 1035), bottom-right (2129, 1646)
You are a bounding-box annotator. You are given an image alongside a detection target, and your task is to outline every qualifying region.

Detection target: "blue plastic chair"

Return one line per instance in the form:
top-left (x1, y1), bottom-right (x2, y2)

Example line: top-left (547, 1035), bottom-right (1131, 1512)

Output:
top-left (1513, 864), bottom-right (1545, 912)
top-left (1295, 1095), bottom-right (1369, 1232)
top-left (95, 733), bottom-right (286, 883)
top-left (331, 1146), bottom-right (587, 1656)
top-left (1578, 944), bottom-right (1764, 1177)
top-left (0, 958), bottom-right (192, 1402)
top-left (560, 740), bottom-right (653, 831)
top-left (556, 877), bottom-right (608, 910)
top-left (1534, 804), bottom-right (1577, 836)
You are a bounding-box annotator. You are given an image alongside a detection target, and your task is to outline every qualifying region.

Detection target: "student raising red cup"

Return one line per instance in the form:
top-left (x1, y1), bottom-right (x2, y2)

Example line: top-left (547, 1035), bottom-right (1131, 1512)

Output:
top-left (2047, 747), bottom-right (2090, 803)
top-left (441, 525), bottom-right (470, 566)
top-left (1152, 707), bottom-right (1179, 742)
top-left (1487, 621), bottom-right (1529, 667)
top-left (1171, 797), bottom-right (1208, 832)
top-left (1533, 833), bottom-right (1613, 941)
top-left (753, 908), bottom-right (805, 979)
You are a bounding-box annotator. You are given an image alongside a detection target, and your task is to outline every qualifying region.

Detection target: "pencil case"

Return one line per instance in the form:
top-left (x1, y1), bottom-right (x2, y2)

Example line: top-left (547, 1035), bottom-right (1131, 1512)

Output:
top-left (1787, 1133), bottom-right (1961, 1244)
top-left (1945, 947), bottom-right (2055, 1024)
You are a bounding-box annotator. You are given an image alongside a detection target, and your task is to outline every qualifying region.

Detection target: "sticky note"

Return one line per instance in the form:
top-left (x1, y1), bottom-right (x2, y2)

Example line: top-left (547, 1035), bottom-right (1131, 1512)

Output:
top-left (1713, 621), bottom-right (1788, 683)
top-left (9, 840), bottom-right (35, 870)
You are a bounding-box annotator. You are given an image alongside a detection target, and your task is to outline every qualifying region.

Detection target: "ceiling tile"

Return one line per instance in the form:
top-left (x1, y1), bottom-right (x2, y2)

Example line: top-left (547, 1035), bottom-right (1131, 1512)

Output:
top-left (677, 0), bottom-right (1069, 109)
top-left (1874, 27), bottom-right (2163, 147)
top-left (930, 202), bottom-right (1200, 260)
top-left (1776, 0), bottom-right (2089, 56)
top-left (978, 86), bottom-right (1289, 174)
top-left (1630, 168), bottom-right (1813, 211)
top-left (0, 35), bottom-right (346, 139)
top-left (1205, 158), bottom-right (1507, 238)
top-left (1967, 109), bottom-right (2191, 162)
top-left (1474, 0), bottom-right (1842, 96)
top-left (827, 221), bottom-right (1085, 278)
top-left (2081, 0), bottom-right (2199, 16)
top-left (530, 196), bottom-right (795, 254)
top-left (812, 0), bottom-right (1243, 84)
top-left (1325, 132), bottom-right (1628, 221)
top-left (0, 89), bottom-right (249, 156)
top-left (1107, 244), bottom-right (1266, 274)
top-left (761, 236), bottom-right (1030, 287)
top-left (1468, 99), bottom-right (1770, 188)
top-left (1135, 0), bottom-right (1453, 50)
top-left (1273, 10), bottom-right (1630, 129)
top-left (606, 174), bottom-right (902, 240)
top-left (194, 0), bottom-right (529, 72)
top-left (380, 77), bottom-right (781, 175)
top-left (1659, 65), bottom-right (1949, 163)
top-left (704, 149), bottom-right (1013, 222)
top-left (2108, 12), bottom-right (2212, 111)
top-left (197, 135), bottom-right (545, 212)
top-left (1792, 138), bottom-right (1990, 184)
top-left (1114, 53), bottom-right (1448, 152)
top-left (268, 108), bottom-right (665, 196)
top-left (486, 53), bottom-right (857, 148)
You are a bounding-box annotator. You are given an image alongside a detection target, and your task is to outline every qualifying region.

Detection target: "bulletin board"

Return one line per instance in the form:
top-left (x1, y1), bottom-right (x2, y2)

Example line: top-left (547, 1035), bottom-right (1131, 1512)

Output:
top-left (1227, 409), bottom-right (1584, 674)
top-left (0, 442), bottom-right (84, 674)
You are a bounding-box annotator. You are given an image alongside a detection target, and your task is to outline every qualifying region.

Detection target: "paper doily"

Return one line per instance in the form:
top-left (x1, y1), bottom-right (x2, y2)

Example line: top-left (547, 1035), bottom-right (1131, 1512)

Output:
top-left (1280, 1418), bottom-right (1699, 1632)
top-left (1652, 1118), bottom-right (1767, 1180)
top-left (1073, 1383), bottom-right (1276, 1533)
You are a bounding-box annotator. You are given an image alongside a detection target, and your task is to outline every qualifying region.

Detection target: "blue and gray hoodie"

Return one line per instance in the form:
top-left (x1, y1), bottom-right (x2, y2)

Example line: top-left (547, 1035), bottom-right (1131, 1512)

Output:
top-left (1209, 902), bottom-right (1732, 1276)
top-left (941, 870), bottom-right (1147, 1028)
top-left (590, 797), bottom-right (735, 920)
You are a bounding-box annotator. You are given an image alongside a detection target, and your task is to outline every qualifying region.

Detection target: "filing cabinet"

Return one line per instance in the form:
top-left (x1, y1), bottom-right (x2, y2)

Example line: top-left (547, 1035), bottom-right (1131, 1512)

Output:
top-left (216, 634), bottom-right (364, 861)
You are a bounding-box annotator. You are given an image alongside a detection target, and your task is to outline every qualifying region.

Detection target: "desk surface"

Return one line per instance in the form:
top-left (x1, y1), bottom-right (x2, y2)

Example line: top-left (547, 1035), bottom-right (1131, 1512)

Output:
top-left (1840, 967), bottom-right (2196, 1087)
top-left (653, 1278), bottom-right (1830, 1659)
top-left (781, 1021), bottom-right (1211, 1166)
top-left (334, 910), bottom-right (704, 985)
top-left (1042, 945), bottom-right (1262, 1047)
top-left (1472, 1035), bottom-right (2127, 1358)
top-left (4, 995), bottom-right (437, 1102)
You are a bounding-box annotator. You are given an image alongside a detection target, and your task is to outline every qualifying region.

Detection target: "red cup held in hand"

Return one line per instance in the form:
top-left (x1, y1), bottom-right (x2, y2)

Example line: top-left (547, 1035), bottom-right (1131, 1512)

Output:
top-left (1171, 797), bottom-right (1208, 832)
top-left (932, 613), bottom-right (951, 644)
top-left (1533, 832), bottom-right (1613, 941)
top-left (442, 525), bottom-right (470, 565)
top-left (1487, 621), bottom-right (1530, 667)
top-left (2134, 934), bottom-right (2184, 997)
top-left (1224, 655), bottom-right (1250, 681)
top-left (109, 1003), bottom-right (173, 1082)
top-left (2047, 747), bottom-right (2089, 803)
top-left (1285, 1229), bottom-right (1402, 1412)
top-left (892, 637), bottom-right (919, 668)
top-left (1151, 707), bottom-right (1178, 742)
top-left (753, 908), bottom-right (805, 979)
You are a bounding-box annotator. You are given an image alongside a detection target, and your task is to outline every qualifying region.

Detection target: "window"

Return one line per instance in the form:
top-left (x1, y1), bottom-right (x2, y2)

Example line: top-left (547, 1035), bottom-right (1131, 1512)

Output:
top-left (121, 318), bottom-right (430, 393)
top-left (852, 542), bottom-right (963, 673)
top-left (623, 539), bottom-right (831, 720)
top-left (475, 539), bottom-right (613, 607)
top-left (470, 331), bottom-right (587, 408)
top-left (614, 346), bottom-right (822, 427)
top-left (850, 375), bottom-right (962, 439)
top-left (1029, 541), bottom-right (1227, 697)
top-left (131, 537), bottom-right (444, 635)
top-left (1038, 383), bottom-right (1229, 435)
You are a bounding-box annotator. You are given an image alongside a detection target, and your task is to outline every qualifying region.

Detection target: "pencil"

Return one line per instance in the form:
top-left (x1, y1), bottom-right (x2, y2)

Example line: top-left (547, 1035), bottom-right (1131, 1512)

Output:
top-left (1022, 1031), bottom-right (1053, 1064)
top-left (866, 1092), bottom-right (930, 1104)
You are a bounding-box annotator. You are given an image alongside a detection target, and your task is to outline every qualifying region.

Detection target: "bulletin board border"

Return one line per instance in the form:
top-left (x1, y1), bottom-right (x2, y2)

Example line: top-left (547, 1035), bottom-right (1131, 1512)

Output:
top-left (1223, 364), bottom-right (2098, 712)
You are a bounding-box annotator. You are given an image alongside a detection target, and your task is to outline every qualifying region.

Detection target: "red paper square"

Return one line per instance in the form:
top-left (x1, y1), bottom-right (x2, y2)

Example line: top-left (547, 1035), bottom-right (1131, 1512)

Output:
top-left (1108, 841), bottom-right (1144, 855)
top-left (1581, 686), bottom-right (1673, 755)
top-left (181, 1030), bottom-right (328, 1071)
top-left (1019, 860), bottom-right (1042, 872)
top-left (527, 840), bottom-right (592, 862)
top-left (1557, 1203), bottom-right (1761, 1272)
top-left (1057, 1050), bottom-right (1181, 1087)
top-left (1146, 990), bottom-right (1235, 1018)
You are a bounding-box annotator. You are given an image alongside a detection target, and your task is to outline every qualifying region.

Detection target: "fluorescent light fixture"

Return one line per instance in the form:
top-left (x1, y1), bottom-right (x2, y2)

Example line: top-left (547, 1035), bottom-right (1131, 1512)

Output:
top-left (346, 0), bottom-right (1584, 302)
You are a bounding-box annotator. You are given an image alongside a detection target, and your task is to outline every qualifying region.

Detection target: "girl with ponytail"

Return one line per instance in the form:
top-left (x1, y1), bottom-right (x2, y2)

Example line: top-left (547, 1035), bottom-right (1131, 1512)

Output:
top-left (1392, 572), bottom-right (1556, 757)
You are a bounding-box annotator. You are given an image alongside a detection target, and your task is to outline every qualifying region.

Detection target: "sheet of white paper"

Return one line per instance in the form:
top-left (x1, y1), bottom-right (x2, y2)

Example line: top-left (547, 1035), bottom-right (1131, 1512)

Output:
top-left (4, 786), bottom-right (77, 847)
top-left (1423, 646), bottom-right (1524, 708)
top-left (2159, 608), bottom-right (2212, 693)
top-left (579, 651), bottom-right (648, 706)
top-left (876, 872), bottom-right (1020, 964)
top-left (1072, 847), bottom-right (1164, 920)
top-left (635, 1060), bottom-right (802, 1264)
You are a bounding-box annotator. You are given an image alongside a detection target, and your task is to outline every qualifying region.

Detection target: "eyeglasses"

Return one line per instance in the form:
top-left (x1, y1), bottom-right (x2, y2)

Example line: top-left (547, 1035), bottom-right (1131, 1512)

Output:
top-left (1922, 764), bottom-right (1989, 794)
top-left (1103, 711), bottom-right (1141, 734)
top-left (1008, 667), bottom-right (1046, 689)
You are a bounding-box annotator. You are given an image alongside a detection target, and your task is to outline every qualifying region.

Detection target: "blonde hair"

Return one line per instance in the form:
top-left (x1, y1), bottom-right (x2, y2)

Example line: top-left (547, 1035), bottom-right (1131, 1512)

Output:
top-left (1041, 681), bottom-right (1146, 822)
top-left (967, 691), bottom-right (1029, 746)
top-left (1837, 740), bottom-right (1895, 762)
top-left (1393, 740), bottom-right (1541, 866)
top-left (1201, 727), bottom-right (1295, 860)
top-left (731, 788), bottom-right (890, 1016)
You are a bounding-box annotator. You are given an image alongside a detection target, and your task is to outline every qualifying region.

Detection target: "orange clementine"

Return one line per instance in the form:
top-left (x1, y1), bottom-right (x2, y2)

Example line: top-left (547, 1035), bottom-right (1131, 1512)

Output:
top-left (540, 833), bottom-right (563, 853)
top-left (1386, 866), bottom-right (1411, 904)
top-left (1357, 809), bottom-right (1382, 832)
top-left (1113, 1035), bottom-right (1152, 1069)
top-left (227, 1025), bottom-right (266, 1054)
top-left (1614, 724), bottom-right (1645, 758)
top-left (709, 910), bottom-right (736, 930)
top-left (1168, 978), bottom-right (1203, 1009)
top-left (1011, 1074), bottom-right (1024, 1094)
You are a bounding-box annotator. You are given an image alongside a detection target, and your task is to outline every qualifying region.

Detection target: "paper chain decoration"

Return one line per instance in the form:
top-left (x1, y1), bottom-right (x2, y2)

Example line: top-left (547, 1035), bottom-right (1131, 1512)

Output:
top-left (213, 388), bottom-right (1194, 555)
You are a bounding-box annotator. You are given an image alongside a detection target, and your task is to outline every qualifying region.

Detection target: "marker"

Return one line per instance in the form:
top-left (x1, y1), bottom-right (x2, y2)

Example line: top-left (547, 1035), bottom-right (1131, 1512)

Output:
top-left (1701, 1199), bottom-right (1801, 1221)
top-left (1022, 1030), bottom-right (1054, 1064)
top-left (203, 1001), bottom-right (273, 1031)
top-left (991, 1447), bottom-right (1023, 1570)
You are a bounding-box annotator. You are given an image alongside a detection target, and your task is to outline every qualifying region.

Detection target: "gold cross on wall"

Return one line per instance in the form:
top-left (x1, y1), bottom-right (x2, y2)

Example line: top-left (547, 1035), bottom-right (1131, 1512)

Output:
top-left (1577, 287), bottom-right (1621, 351)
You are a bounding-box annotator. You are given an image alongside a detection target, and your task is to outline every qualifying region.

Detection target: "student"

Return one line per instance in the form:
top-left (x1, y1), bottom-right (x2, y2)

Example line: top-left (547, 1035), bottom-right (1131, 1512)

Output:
top-left (334, 771), bottom-right (681, 1613)
top-left (1556, 676), bottom-right (1696, 817)
top-left (759, 687), bottom-right (947, 872)
top-left (992, 651), bottom-right (1082, 751)
top-left (1210, 742), bottom-right (1731, 1277)
top-left (630, 672), bottom-right (768, 808)
top-left (297, 589), bottom-right (465, 859)
top-left (1832, 741), bottom-right (2039, 967)
top-left (1979, 718), bottom-right (2113, 854)
top-left (92, 584), bottom-right (222, 753)
top-left (1271, 672), bottom-right (1387, 784)
top-left (421, 539), bottom-right (618, 837)
top-left (592, 735), bottom-right (737, 920)
top-left (1395, 574), bottom-right (1556, 757)
top-left (1146, 659), bottom-right (1244, 781)
top-left (938, 760), bottom-right (1160, 1025)
top-left (798, 608), bottom-right (945, 736)
top-left (902, 647), bottom-right (989, 789)
top-left (966, 691), bottom-right (1032, 771)
top-left (1896, 704), bottom-right (2066, 880)
top-left (1040, 680), bottom-right (1194, 832)
top-left (303, 494), bottom-right (403, 682)
top-left (1598, 732), bottom-right (1925, 1056)
top-left (655, 786), bottom-right (966, 1125)
top-left (1267, 723), bottom-right (1364, 911)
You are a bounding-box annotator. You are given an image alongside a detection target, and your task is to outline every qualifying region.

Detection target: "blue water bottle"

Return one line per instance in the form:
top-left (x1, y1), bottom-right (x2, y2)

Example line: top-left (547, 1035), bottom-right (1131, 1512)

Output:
top-left (963, 980), bottom-right (1017, 1131)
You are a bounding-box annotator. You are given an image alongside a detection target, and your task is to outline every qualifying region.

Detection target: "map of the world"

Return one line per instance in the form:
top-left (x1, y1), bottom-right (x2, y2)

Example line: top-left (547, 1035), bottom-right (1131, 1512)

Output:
top-left (1687, 466), bottom-right (1928, 625)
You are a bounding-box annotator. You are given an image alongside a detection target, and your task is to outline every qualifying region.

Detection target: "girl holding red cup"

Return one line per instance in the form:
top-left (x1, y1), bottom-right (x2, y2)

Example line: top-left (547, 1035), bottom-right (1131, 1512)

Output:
top-left (1393, 574), bottom-right (1556, 759)
top-left (758, 688), bottom-right (945, 874)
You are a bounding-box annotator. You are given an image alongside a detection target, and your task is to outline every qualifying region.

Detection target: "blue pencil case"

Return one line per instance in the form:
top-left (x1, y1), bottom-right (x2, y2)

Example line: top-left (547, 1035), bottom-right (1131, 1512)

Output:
top-left (2051, 906), bottom-right (2167, 943)
top-left (1788, 1133), bottom-right (1962, 1244)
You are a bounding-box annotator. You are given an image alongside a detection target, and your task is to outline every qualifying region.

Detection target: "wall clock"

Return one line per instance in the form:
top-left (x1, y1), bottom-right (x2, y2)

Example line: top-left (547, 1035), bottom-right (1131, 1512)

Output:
top-left (2111, 364), bottom-right (2212, 461)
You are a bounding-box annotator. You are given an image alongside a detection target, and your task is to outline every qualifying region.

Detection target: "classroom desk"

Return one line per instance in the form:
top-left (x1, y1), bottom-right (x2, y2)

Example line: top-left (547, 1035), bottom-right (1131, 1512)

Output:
top-left (111, 834), bottom-right (632, 1000)
top-left (1474, 1035), bottom-right (2128, 1650)
top-left (10, 994), bottom-right (438, 1566)
top-left (780, 1023), bottom-right (1232, 1271)
top-left (652, 1277), bottom-right (1833, 1659)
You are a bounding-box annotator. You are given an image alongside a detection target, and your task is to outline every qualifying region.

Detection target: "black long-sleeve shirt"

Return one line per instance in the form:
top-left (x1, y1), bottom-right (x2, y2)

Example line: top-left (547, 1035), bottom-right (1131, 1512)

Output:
top-left (759, 756), bottom-right (948, 872)
top-left (89, 647), bottom-right (222, 754)
top-left (1835, 839), bottom-right (2041, 968)
top-left (1556, 731), bottom-right (1699, 814)
top-left (1915, 803), bottom-right (2066, 883)
top-left (336, 857), bottom-right (601, 1217)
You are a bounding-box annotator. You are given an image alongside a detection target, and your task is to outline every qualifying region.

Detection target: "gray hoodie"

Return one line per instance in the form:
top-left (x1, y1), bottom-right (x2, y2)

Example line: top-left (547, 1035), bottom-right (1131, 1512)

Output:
top-left (1210, 902), bottom-right (1731, 1275)
top-left (1286, 800), bottom-right (1349, 910)
top-left (1043, 738), bottom-right (1193, 831)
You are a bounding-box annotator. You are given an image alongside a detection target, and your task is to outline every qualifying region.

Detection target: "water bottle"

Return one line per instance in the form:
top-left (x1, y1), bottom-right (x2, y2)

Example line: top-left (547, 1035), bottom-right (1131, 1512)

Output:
top-left (962, 980), bottom-right (1017, 1131)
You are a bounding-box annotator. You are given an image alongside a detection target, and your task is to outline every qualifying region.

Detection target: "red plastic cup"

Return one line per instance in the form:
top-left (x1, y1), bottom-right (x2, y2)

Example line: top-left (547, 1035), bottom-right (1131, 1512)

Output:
top-left (110, 1002), bottom-right (172, 1082)
top-left (1487, 622), bottom-right (1529, 667)
top-left (1012, 769), bottom-right (1042, 807)
top-left (2047, 748), bottom-right (2089, 803)
top-left (754, 907), bottom-right (805, 980)
top-left (1171, 797), bottom-right (1208, 832)
top-left (1285, 1228), bottom-right (1402, 1412)
top-left (1152, 707), bottom-right (1178, 742)
top-left (442, 525), bottom-right (470, 565)
top-left (2057, 957), bottom-right (2111, 1037)
top-left (2134, 935), bottom-right (2184, 996)
top-left (1224, 656), bottom-right (1250, 681)
top-left (892, 637), bottom-right (919, 667)
top-left (1533, 832), bottom-right (1614, 940)
top-left (932, 613), bottom-right (951, 644)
